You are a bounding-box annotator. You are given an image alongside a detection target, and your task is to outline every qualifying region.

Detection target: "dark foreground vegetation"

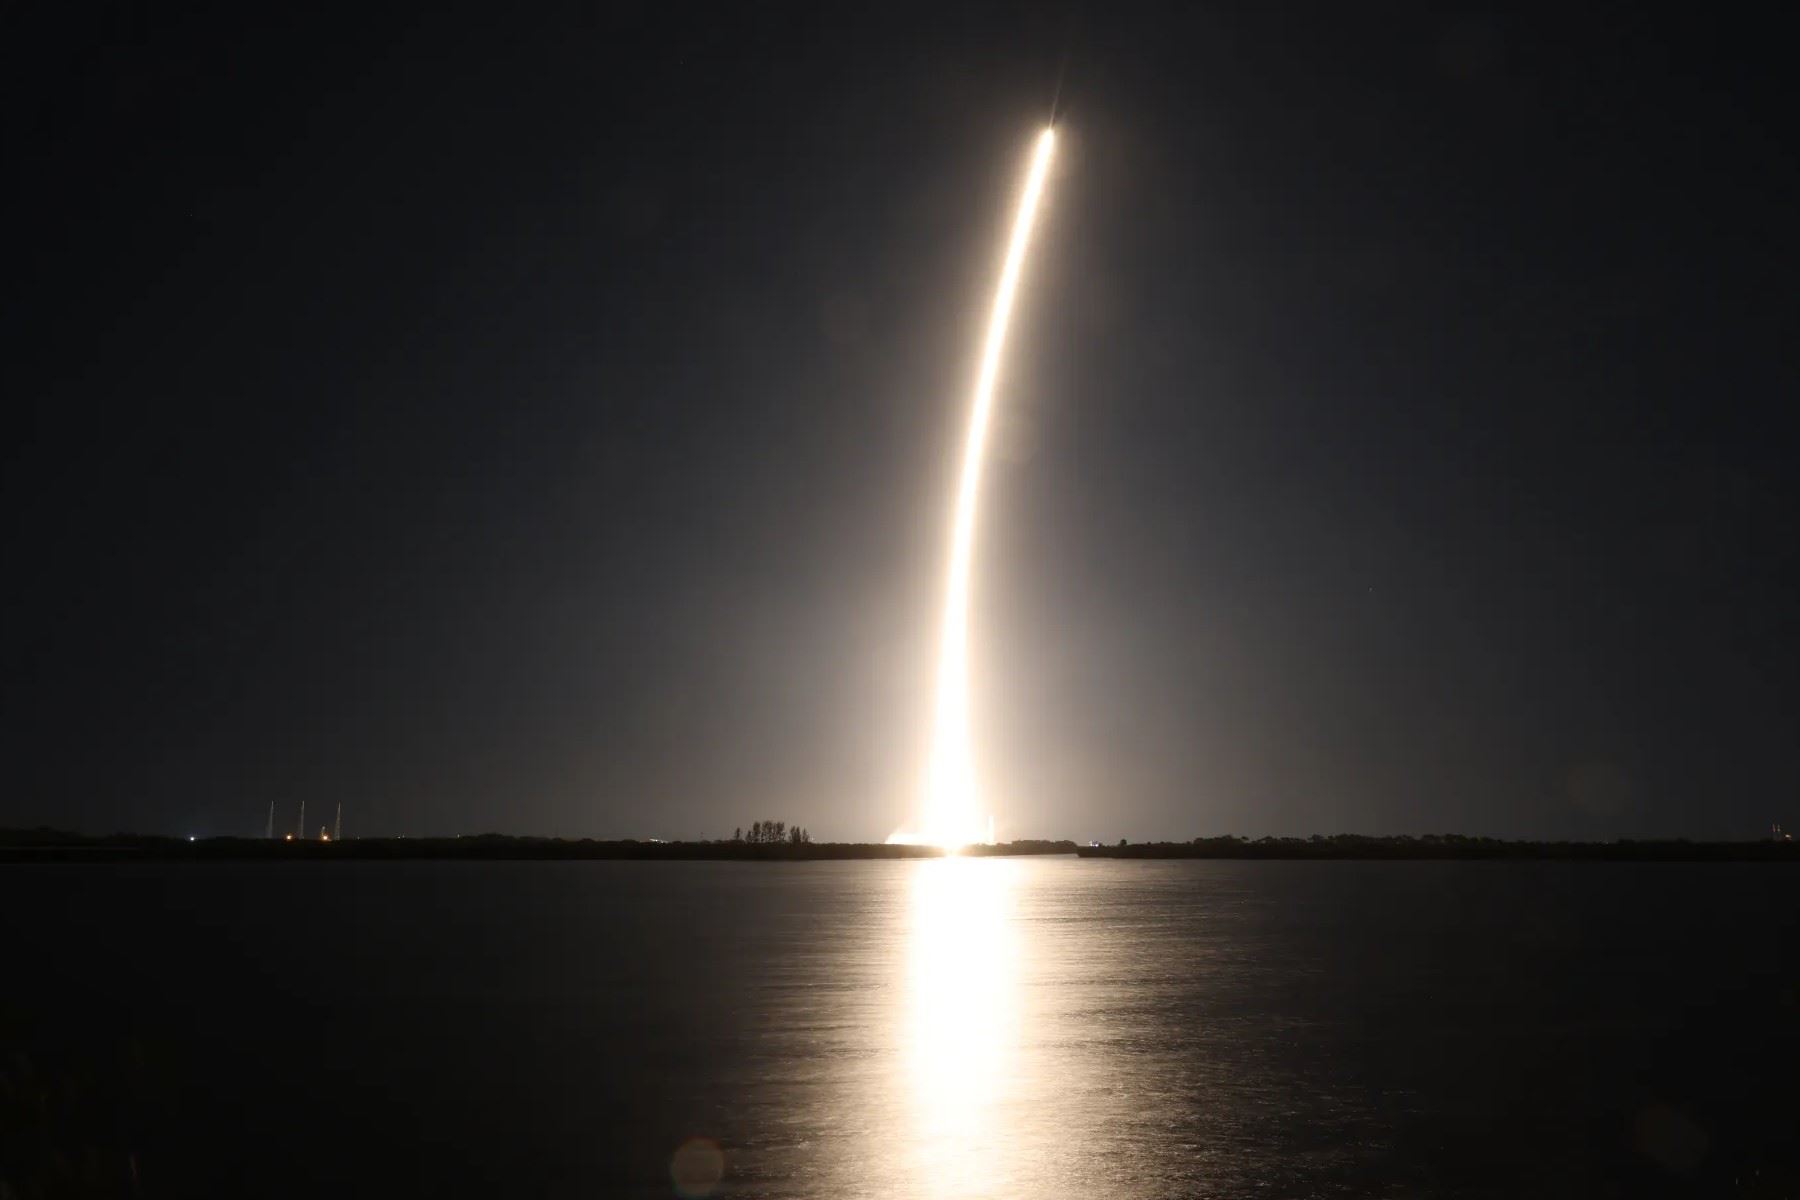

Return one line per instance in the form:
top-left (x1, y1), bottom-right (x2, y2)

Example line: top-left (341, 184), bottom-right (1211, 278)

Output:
top-left (0, 828), bottom-right (1077, 863)
top-left (1078, 834), bottom-right (1800, 862)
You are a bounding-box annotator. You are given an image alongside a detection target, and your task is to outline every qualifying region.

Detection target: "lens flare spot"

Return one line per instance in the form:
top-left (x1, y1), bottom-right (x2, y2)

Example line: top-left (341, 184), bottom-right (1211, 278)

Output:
top-left (669, 1137), bottom-right (725, 1198)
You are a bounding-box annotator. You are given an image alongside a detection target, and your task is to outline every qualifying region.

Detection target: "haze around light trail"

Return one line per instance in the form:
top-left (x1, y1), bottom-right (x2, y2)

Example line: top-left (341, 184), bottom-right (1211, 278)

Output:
top-left (891, 128), bottom-right (1057, 849)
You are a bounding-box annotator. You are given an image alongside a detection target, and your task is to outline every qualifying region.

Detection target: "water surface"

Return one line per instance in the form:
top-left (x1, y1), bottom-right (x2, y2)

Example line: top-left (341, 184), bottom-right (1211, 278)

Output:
top-left (4, 858), bottom-right (1795, 1196)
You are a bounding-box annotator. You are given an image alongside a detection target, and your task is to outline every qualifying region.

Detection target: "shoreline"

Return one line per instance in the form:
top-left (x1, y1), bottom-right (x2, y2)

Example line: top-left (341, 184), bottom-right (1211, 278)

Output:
top-left (0, 832), bottom-right (1075, 863)
top-left (1076, 836), bottom-right (1800, 862)
top-left (3, 830), bottom-right (1796, 863)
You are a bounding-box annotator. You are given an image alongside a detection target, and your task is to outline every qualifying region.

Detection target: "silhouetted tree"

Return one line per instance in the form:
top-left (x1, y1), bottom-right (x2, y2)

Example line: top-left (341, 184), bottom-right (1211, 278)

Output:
top-left (738, 820), bottom-right (810, 847)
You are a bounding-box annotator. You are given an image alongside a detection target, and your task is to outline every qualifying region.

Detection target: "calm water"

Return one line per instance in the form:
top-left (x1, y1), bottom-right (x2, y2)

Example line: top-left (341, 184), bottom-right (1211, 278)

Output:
top-left (4, 858), bottom-right (1796, 1197)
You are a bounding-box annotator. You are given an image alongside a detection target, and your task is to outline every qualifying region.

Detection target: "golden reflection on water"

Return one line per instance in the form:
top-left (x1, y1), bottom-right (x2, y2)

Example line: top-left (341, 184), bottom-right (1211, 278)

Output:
top-left (902, 856), bottom-right (1024, 1197)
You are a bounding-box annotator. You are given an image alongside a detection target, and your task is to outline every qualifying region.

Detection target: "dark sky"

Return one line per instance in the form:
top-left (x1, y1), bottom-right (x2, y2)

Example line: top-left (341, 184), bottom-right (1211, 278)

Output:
top-left (7, 3), bottom-right (1795, 841)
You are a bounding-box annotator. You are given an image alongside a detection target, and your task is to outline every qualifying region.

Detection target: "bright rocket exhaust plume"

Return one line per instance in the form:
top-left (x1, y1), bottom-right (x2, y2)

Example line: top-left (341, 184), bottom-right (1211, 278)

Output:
top-left (894, 128), bottom-right (1057, 849)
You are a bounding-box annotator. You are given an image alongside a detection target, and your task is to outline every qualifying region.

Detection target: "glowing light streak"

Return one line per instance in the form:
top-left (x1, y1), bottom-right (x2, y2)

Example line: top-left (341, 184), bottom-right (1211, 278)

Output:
top-left (902, 128), bottom-right (1057, 850)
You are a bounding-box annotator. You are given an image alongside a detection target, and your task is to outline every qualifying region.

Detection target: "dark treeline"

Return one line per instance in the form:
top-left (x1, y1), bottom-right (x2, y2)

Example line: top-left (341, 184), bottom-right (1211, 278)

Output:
top-left (13, 829), bottom-right (1792, 863)
top-left (960, 840), bottom-right (1074, 857)
top-left (735, 821), bottom-right (810, 844)
top-left (1078, 834), bottom-right (1800, 862)
top-left (0, 829), bottom-right (1078, 863)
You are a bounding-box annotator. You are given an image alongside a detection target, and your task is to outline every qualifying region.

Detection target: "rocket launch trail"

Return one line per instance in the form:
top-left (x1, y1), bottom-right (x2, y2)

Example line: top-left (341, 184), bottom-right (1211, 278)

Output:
top-left (911, 128), bottom-right (1058, 849)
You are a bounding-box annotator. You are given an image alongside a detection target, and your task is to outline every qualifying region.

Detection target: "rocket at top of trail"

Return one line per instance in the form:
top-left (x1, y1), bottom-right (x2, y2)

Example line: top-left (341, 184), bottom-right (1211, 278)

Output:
top-left (891, 127), bottom-right (1059, 851)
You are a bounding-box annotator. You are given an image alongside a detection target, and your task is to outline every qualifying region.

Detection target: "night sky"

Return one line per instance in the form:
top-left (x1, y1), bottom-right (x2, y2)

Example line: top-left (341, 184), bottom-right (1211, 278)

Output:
top-left (7, 4), bottom-right (1794, 841)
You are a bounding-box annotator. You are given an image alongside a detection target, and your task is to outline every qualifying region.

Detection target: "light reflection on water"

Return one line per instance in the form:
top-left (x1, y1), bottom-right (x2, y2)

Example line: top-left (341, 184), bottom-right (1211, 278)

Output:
top-left (902, 857), bottom-right (1023, 1197)
top-left (10, 859), bottom-right (1791, 1196)
top-left (761, 855), bottom-right (1283, 1199)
